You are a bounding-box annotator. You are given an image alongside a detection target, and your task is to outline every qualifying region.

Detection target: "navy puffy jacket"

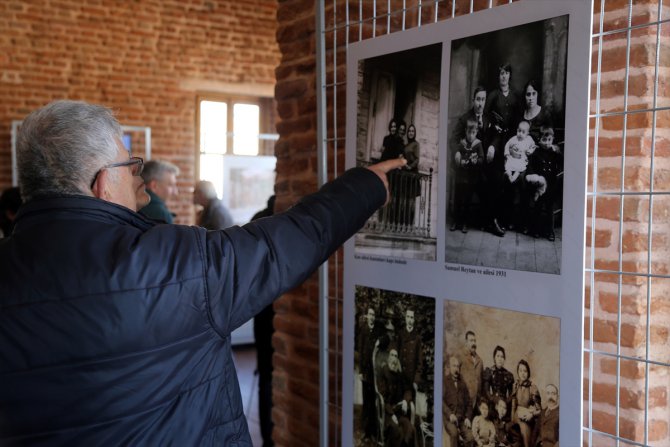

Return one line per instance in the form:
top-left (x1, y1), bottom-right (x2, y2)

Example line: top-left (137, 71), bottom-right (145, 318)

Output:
top-left (0, 167), bottom-right (385, 446)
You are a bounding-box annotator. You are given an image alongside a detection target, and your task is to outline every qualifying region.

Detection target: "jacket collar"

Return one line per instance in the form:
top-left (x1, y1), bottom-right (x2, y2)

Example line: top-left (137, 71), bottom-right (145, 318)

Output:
top-left (14, 194), bottom-right (156, 232)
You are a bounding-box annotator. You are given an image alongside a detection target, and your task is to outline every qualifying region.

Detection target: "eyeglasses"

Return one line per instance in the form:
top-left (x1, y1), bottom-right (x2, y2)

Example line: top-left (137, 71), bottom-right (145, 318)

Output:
top-left (90, 157), bottom-right (144, 188)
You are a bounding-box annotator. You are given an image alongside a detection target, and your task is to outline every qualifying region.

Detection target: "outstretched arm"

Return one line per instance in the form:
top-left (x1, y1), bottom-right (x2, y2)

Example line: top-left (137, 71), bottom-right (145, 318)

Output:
top-left (205, 159), bottom-right (404, 335)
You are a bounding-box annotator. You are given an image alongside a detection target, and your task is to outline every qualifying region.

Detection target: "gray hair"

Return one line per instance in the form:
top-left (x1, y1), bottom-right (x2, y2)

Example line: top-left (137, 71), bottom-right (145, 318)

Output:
top-left (17, 100), bottom-right (121, 201)
top-left (141, 160), bottom-right (180, 184)
top-left (195, 180), bottom-right (218, 200)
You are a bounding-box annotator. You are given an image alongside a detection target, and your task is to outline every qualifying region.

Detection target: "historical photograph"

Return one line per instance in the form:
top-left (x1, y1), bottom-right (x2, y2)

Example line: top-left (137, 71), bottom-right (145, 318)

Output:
top-left (355, 43), bottom-right (441, 261)
top-left (353, 286), bottom-right (436, 447)
top-left (442, 300), bottom-right (560, 447)
top-left (445, 16), bottom-right (568, 274)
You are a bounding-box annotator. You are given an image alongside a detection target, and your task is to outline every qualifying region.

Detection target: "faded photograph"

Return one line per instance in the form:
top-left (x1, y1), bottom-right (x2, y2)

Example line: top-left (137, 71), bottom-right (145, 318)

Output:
top-left (354, 286), bottom-right (436, 447)
top-left (445, 16), bottom-right (568, 274)
top-left (355, 43), bottom-right (441, 261)
top-left (442, 300), bottom-right (560, 447)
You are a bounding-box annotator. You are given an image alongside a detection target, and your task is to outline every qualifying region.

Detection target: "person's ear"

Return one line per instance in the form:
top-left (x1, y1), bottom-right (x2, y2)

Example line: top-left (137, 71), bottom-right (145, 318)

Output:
top-left (91, 169), bottom-right (114, 201)
top-left (146, 179), bottom-right (157, 191)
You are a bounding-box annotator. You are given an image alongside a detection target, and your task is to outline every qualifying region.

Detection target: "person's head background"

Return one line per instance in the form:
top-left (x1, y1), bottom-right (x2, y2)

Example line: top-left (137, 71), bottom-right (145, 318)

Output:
top-left (141, 159), bottom-right (180, 200)
top-left (193, 180), bottom-right (218, 207)
top-left (17, 100), bottom-right (122, 202)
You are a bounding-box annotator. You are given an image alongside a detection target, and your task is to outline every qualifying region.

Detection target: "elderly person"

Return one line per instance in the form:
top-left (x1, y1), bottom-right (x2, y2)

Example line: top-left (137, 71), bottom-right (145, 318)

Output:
top-left (443, 356), bottom-right (474, 447)
top-left (139, 159), bottom-right (180, 223)
top-left (193, 180), bottom-right (234, 230)
top-left (0, 100), bottom-right (403, 445)
top-left (378, 347), bottom-right (415, 447)
top-left (538, 384), bottom-right (559, 447)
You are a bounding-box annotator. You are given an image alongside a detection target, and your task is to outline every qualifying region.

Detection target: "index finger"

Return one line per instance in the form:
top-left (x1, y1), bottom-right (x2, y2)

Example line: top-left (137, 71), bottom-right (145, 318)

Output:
top-left (369, 158), bottom-right (407, 174)
top-left (365, 158), bottom-right (407, 205)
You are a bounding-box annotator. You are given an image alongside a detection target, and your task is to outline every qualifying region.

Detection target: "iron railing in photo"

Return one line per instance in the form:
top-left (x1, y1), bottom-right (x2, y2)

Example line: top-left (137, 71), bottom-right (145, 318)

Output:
top-left (361, 165), bottom-right (433, 237)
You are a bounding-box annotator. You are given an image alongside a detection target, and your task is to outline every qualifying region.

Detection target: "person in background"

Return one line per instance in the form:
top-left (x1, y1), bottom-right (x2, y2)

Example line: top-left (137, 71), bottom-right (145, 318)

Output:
top-left (1, 99), bottom-right (404, 445)
top-left (537, 384), bottom-right (559, 447)
top-left (451, 121), bottom-right (483, 233)
top-left (459, 330), bottom-right (483, 415)
top-left (472, 398), bottom-right (496, 447)
top-left (482, 346), bottom-right (515, 419)
top-left (357, 305), bottom-right (383, 442)
top-left (443, 356), bottom-right (474, 447)
top-left (0, 187), bottom-right (21, 237)
top-left (511, 360), bottom-right (541, 447)
top-left (378, 346), bottom-right (415, 447)
top-left (193, 180), bottom-right (234, 230)
top-left (251, 195), bottom-right (276, 447)
top-left (397, 307), bottom-right (423, 399)
top-left (139, 159), bottom-right (179, 223)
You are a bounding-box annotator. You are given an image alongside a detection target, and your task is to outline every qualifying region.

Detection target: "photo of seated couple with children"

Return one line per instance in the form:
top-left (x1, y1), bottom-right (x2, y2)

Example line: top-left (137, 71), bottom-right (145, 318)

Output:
top-left (445, 15), bottom-right (568, 275)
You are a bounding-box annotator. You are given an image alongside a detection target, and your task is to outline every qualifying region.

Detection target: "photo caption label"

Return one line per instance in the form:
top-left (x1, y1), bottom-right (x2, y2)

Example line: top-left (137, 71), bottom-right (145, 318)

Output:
top-left (444, 263), bottom-right (507, 278)
top-left (355, 254), bottom-right (407, 265)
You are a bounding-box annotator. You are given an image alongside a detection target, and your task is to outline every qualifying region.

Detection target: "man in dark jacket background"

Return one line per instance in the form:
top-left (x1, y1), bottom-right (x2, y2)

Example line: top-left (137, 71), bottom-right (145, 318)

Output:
top-left (0, 100), bottom-right (403, 445)
top-left (139, 159), bottom-right (180, 223)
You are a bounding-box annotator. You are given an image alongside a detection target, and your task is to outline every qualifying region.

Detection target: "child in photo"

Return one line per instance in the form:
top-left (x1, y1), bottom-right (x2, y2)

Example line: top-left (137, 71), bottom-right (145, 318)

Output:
top-left (492, 398), bottom-right (521, 447)
top-left (472, 398), bottom-right (496, 447)
top-left (503, 120), bottom-right (535, 183)
top-left (451, 120), bottom-right (484, 233)
top-left (526, 125), bottom-right (563, 241)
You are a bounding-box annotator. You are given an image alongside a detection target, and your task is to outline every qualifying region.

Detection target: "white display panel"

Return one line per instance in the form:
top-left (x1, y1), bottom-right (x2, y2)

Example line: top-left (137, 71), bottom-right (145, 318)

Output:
top-left (343, 1), bottom-right (591, 446)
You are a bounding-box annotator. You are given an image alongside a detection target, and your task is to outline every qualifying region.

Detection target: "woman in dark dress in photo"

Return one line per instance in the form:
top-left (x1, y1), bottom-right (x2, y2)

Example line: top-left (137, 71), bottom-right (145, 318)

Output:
top-left (380, 118), bottom-right (406, 227)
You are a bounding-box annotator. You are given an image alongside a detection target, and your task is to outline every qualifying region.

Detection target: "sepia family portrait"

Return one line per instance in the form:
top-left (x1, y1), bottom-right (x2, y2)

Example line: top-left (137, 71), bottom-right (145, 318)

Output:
top-left (442, 300), bottom-right (560, 447)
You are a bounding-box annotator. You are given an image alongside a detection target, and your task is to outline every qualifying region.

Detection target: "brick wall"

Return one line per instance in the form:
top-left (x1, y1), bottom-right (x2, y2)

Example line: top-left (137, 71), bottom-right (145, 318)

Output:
top-left (0, 0), bottom-right (279, 224)
top-left (274, 0), bottom-right (669, 446)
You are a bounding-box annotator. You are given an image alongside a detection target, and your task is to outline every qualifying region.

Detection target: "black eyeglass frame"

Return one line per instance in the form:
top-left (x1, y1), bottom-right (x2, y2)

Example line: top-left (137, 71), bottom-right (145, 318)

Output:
top-left (90, 157), bottom-right (144, 188)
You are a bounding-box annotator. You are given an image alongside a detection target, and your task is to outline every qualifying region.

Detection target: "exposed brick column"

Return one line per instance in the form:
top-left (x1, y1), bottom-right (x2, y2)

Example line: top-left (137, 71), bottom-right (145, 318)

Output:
top-left (273, 0), bottom-right (321, 445)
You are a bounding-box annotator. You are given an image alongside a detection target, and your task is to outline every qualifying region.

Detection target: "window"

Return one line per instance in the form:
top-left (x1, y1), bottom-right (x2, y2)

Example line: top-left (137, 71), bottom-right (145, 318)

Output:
top-left (196, 94), bottom-right (278, 224)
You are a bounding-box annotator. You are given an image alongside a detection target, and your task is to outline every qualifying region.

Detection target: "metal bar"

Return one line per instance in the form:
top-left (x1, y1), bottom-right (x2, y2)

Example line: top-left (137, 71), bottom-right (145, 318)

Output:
top-left (359, 0), bottom-right (363, 41)
top-left (612, 3), bottom-right (634, 441)
top-left (315, 1), bottom-right (329, 446)
top-left (587, 0), bottom-right (606, 443)
top-left (584, 268), bottom-right (670, 280)
top-left (590, 104), bottom-right (670, 118)
top-left (589, 428), bottom-right (650, 447)
top-left (592, 15), bottom-right (670, 38)
top-left (643, 2), bottom-right (664, 443)
top-left (11, 121), bottom-right (20, 186)
top-left (584, 348), bottom-right (670, 368)
top-left (373, 0), bottom-right (376, 37)
top-left (587, 190), bottom-right (670, 197)
top-left (387, 0), bottom-right (391, 33)
top-left (331, 4), bottom-right (340, 443)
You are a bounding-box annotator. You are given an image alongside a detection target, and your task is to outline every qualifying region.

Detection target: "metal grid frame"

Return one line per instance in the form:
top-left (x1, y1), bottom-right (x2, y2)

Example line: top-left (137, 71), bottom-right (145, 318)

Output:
top-left (587, 1), bottom-right (669, 445)
top-left (315, 1), bottom-right (668, 445)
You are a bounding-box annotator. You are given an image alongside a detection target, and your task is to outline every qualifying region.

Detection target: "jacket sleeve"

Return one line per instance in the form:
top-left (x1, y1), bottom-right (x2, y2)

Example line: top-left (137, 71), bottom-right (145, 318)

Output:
top-left (202, 167), bottom-right (386, 336)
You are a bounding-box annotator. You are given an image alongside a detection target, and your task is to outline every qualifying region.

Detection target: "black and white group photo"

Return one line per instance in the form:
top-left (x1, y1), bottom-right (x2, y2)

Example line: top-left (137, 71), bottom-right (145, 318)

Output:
top-left (353, 286), bottom-right (436, 447)
top-left (444, 16), bottom-right (569, 274)
top-left (442, 300), bottom-right (560, 447)
top-left (355, 43), bottom-right (441, 261)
